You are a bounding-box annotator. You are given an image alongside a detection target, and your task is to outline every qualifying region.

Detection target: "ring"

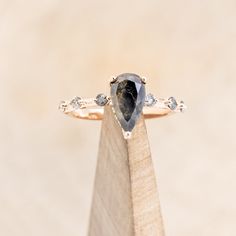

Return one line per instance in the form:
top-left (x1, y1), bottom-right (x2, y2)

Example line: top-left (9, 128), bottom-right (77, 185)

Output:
top-left (59, 73), bottom-right (186, 138)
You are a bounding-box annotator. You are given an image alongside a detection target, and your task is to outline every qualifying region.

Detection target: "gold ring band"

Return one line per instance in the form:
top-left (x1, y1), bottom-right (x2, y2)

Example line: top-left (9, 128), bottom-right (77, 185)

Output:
top-left (59, 97), bottom-right (185, 120)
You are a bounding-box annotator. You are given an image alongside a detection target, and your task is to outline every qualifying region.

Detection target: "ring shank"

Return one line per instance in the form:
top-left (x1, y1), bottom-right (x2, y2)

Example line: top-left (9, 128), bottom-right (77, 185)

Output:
top-left (64, 106), bottom-right (171, 120)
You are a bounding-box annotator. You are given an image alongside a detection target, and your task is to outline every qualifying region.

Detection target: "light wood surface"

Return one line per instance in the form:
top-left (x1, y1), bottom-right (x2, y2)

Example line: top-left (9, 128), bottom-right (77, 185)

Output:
top-left (88, 106), bottom-right (165, 236)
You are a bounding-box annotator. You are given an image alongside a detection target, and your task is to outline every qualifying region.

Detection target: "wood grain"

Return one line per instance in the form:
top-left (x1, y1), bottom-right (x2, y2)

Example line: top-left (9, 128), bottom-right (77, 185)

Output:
top-left (88, 106), bottom-right (165, 236)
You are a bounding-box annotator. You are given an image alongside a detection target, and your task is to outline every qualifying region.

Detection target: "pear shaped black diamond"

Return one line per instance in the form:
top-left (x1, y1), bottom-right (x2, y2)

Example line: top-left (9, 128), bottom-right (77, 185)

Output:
top-left (111, 73), bottom-right (146, 132)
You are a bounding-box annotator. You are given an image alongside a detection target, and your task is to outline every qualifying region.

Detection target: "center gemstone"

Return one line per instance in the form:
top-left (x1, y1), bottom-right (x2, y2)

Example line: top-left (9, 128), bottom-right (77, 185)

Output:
top-left (111, 73), bottom-right (146, 132)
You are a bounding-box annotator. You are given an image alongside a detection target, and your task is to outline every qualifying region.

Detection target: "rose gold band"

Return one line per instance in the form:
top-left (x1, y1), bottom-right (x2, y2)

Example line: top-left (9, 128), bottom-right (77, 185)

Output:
top-left (63, 107), bottom-right (171, 120)
top-left (59, 97), bottom-right (186, 121)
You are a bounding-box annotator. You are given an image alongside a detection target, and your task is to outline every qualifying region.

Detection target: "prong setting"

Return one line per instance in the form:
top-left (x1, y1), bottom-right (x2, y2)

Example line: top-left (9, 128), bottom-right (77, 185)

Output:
top-left (145, 93), bottom-right (157, 106)
top-left (70, 96), bottom-right (82, 109)
top-left (123, 131), bottom-right (132, 139)
top-left (59, 101), bottom-right (67, 112)
top-left (178, 101), bottom-right (187, 112)
top-left (95, 94), bottom-right (109, 106)
top-left (141, 77), bottom-right (147, 84)
top-left (110, 76), bottom-right (118, 85)
top-left (167, 97), bottom-right (178, 110)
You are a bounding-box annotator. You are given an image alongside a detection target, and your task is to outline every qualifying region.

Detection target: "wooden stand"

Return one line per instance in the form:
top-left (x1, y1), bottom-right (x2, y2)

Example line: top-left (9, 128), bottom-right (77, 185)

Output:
top-left (88, 106), bottom-right (165, 236)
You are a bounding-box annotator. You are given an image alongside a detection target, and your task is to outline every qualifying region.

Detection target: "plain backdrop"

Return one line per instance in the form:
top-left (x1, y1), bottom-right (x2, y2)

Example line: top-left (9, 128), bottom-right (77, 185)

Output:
top-left (0, 0), bottom-right (236, 235)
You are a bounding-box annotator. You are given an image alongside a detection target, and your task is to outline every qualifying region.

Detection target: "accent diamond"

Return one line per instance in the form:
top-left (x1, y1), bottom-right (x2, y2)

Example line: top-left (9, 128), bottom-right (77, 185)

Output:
top-left (111, 73), bottom-right (146, 132)
top-left (168, 97), bottom-right (178, 110)
top-left (70, 96), bottom-right (82, 109)
top-left (179, 101), bottom-right (186, 112)
top-left (145, 93), bottom-right (157, 106)
top-left (95, 94), bottom-right (109, 106)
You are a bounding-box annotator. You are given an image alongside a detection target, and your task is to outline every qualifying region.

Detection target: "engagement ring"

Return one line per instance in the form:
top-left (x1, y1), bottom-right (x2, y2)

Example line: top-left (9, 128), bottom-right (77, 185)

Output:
top-left (59, 73), bottom-right (186, 138)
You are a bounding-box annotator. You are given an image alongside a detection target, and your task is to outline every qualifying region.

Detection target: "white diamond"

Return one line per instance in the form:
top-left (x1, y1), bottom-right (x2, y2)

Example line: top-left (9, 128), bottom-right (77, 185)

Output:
top-left (59, 101), bottom-right (67, 112)
top-left (145, 93), bottom-right (157, 106)
top-left (168, 97), bottom-right (178, 110)
top-left (95, 94), bottom-right (108, 106)
top-left (70, 97), bottom-right (82, 109)
top-left (179, 101), bottom-right (186, 112)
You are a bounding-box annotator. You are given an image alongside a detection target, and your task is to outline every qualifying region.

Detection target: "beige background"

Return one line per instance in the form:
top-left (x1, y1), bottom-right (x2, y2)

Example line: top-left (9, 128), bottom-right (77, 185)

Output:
top-left (0, 0), bottom-right (236, 235)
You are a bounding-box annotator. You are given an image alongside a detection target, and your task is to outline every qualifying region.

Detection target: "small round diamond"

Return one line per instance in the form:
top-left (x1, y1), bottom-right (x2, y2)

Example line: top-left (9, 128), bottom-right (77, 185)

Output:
top-left (59, 101), bottom-right (67, 112)
top-left (168, 97), bottom-right (178, 110)
top-left (70, 96), bottom-right (82, 109)
top-left (95, 94), bottom-right (108, 106)
top-left (179, 101), bottom-right (186, 112)
top-left (145, 93), bottom-right (157, 106)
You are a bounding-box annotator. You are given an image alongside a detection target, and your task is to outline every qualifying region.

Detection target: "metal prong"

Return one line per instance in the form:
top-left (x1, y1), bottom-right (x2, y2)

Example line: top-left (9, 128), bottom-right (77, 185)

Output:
top-left (123, 130), bottom-right (132, 139)
top-left (107, 97), bottom-right (112, 105)
top-left (179, 101), bottom-right (187, 113)
top-left (110, 76), bottom-right (117, 85)
top-left (141, 77), bottom-right (147, 84)
top-left (58, 101), bottom-right (67, 112)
